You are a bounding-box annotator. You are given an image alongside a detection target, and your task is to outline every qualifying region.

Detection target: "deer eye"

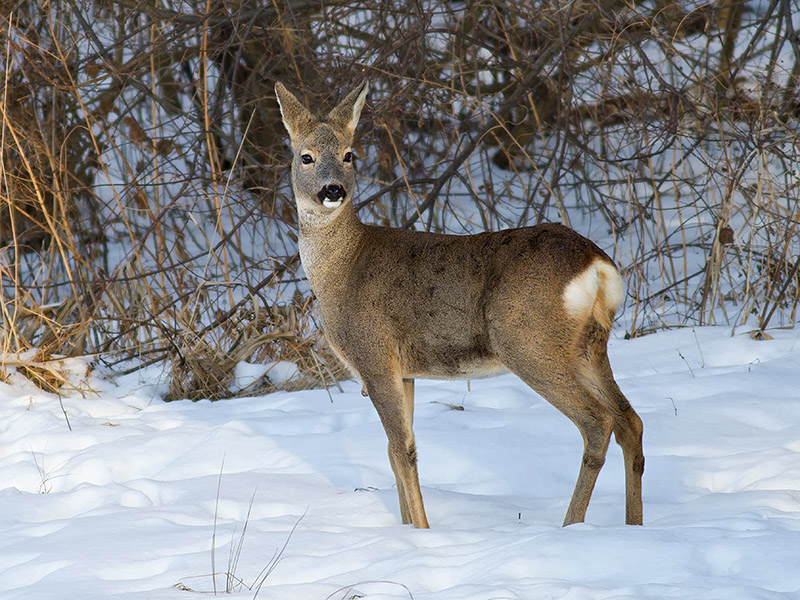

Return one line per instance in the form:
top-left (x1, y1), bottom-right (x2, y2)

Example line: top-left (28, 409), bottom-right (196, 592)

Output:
top-left (301, 154), bottom-right (315, 165)
top-left (343, 152), bottom-right (354, 163)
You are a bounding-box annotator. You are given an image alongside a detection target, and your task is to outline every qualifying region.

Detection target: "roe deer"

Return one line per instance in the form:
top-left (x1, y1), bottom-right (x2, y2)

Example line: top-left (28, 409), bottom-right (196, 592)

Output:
top-left (275, 81), bottom-right (644, 529)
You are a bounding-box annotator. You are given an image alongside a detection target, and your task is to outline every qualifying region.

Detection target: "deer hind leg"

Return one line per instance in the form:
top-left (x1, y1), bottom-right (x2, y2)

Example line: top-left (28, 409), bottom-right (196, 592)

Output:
top-left (537, 377), bottom-right (615, 526)
top-left (595, 359), bottom-right (644, 525)
top-left (575, 320), bottom-right (645, 525)
top-left (364, 374), bottom-right (429, 528)
top-left (500, 361), bottom-right (615, 524)
top-left (561, 400), bottom-right (615, 526)
top-left (614, 392), bottom-right (644, 526)
top-left (490, 328), bottom-right (616, 525)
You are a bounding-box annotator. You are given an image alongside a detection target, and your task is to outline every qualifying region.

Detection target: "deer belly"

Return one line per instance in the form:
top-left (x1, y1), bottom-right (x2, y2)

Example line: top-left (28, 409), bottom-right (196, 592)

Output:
top-left (402, 342), bottom-right (508, 380)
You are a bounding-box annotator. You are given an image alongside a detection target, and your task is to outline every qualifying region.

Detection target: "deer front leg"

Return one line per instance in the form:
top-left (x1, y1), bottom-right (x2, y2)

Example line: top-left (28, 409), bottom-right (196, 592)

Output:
top-left (365, 374), bottom-right (429, 528)
top-left (388, 379), bottom-right (416, 523)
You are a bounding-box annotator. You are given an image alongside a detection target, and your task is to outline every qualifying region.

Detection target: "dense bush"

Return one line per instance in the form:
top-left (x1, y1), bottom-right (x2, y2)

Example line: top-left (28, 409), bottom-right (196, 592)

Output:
top-left (1, 0), bottom-right (798, 397)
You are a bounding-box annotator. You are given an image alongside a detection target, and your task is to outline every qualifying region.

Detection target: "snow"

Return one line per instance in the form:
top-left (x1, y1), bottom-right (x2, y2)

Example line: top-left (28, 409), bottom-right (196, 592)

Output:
top-left (1, 326), bottom-right (799, 599)
top-left (230, 361), bottom-right (300, 395)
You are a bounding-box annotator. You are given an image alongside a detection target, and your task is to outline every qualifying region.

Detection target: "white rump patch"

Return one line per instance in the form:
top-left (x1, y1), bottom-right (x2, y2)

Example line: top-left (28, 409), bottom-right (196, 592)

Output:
top-left (563, 264), bottom-right (600, 319)
top-left (598, 260), bottom-right (624, 313)
top-left (563, 259), bottom-right (624, 323)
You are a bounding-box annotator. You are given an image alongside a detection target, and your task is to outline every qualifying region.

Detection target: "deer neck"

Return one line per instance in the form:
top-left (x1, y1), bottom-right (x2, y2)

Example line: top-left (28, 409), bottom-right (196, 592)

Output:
top-left (297, 201), bottom-right (366, 295)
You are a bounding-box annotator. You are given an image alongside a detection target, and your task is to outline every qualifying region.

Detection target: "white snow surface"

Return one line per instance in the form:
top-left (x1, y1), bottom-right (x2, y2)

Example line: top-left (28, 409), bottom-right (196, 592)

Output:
top-left (1, 326), bottom-right (799, 599)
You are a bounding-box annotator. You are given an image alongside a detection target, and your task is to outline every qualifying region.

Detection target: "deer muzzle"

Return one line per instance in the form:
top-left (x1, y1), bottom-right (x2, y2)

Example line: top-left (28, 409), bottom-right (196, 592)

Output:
top-left (317, 184), bottom-right (347, 208)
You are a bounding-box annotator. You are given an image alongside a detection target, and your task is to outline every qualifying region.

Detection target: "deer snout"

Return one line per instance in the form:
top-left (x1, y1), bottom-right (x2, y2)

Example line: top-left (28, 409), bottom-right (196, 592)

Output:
top-left (317, 184), bottom-right (346, 206)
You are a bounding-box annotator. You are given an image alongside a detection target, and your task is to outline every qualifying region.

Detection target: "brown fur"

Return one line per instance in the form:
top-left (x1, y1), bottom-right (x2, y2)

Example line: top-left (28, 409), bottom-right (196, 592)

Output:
top-left (275, 81), bottom-right (644, 528)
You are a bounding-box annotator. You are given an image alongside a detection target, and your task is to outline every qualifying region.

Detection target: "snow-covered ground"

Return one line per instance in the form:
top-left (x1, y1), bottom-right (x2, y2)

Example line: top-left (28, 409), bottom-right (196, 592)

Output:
top-left (1, 326), bottom-right (799, 599)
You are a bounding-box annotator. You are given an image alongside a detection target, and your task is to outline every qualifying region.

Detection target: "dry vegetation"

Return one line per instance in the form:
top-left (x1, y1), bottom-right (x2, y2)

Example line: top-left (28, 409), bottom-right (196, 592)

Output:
top-left (1, 0), bottom-right (799, 398)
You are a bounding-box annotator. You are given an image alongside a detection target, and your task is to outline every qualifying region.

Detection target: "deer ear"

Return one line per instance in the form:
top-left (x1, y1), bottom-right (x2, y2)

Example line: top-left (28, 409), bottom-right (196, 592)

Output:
top-left (327, 81), bottom-right (368, 138)
top-left (275, 82), bottom-right (315, 142)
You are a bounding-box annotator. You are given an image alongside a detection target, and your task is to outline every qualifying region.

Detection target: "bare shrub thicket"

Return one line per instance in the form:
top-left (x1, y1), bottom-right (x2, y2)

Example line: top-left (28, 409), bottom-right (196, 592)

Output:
top-left (1, 1), bottom-right (798, 397)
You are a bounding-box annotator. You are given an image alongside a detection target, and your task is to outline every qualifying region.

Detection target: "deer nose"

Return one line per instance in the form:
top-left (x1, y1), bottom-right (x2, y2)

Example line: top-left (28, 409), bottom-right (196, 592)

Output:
top-left (318, 184), bottom-right (346, 203)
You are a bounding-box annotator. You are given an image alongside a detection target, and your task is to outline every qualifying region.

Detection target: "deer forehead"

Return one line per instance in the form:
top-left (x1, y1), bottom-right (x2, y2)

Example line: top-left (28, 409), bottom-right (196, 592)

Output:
top-left (294, 123), bottom-right (351, 156)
